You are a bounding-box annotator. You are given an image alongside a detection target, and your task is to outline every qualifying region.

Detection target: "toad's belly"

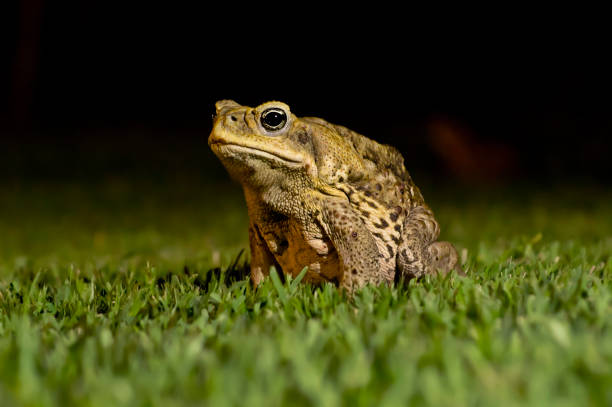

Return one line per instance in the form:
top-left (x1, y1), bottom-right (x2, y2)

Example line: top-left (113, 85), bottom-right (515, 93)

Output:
top-left (274, 237), bottom-right (341, 284)
top-left (260, 222), bottom-right (342, 285)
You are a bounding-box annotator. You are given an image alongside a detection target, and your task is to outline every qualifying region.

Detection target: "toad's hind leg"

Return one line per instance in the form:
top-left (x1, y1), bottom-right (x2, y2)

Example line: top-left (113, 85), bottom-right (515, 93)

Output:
top-left (396, 205), bottom-right (463, 279)
top-left (426, 241), bottom-right (462, 276)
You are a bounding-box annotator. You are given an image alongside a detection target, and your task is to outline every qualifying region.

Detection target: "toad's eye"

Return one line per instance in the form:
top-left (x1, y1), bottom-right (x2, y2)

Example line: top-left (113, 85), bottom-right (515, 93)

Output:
top-left (261, 108), bottom-right (287, 131)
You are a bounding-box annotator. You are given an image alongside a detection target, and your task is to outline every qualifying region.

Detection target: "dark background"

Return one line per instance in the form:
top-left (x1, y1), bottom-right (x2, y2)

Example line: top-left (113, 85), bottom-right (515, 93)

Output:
top-left (2, 1), bottom-right (611, 185)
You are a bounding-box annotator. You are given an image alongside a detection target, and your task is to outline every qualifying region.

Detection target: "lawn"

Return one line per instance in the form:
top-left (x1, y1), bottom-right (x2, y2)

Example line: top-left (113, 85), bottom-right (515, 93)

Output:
top-left (0, 143), bottom-right (611, 406)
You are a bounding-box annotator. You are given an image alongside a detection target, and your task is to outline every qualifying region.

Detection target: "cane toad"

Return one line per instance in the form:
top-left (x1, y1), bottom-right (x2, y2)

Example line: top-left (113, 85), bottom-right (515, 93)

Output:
top-left (209, 100), bottom-right (462, 291)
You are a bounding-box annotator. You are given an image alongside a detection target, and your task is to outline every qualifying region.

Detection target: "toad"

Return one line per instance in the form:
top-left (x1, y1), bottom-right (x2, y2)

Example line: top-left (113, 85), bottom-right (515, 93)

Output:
top-left (209, 100), bottom-right (462, 291)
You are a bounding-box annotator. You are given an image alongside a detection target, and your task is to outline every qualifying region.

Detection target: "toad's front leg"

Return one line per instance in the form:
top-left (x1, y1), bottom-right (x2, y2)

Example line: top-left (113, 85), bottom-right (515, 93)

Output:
top-left (319, 198), bottom-right (389, 291)
top-left (248, 223), bottom-right (277, 287)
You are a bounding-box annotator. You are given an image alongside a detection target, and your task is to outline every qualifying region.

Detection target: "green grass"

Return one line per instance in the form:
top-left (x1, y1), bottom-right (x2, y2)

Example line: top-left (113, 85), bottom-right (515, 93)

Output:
top-left (1, 173), bottom-right (611, 406)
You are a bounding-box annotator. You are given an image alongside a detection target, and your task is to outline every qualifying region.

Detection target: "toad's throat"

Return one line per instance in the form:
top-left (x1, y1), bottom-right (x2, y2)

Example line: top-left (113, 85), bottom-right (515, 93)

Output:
top-left (213, 141), bottom-right (303, 165)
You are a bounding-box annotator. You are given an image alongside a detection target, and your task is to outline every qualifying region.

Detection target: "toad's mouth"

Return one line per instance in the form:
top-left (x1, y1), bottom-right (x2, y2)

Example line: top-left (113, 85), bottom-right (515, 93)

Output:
top-left (210, 141), bottom-right (303, 165)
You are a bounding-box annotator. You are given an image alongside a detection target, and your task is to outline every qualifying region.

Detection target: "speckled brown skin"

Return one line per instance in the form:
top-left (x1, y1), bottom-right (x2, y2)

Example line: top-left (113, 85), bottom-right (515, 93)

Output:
top-left (209, 100), bottom-right (462, 291)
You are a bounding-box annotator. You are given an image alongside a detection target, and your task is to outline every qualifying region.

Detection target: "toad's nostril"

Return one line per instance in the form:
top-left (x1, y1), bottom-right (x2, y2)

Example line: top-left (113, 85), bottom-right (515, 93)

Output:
top-left (230, 115), bottom-right (237, 122)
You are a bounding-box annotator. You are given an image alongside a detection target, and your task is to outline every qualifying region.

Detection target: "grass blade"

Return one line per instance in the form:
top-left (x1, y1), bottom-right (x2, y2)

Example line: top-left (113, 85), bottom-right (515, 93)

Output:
top-left (289, 267), bottom-right (309, 294)
top-left (269, 267), bottom-right (288, 304)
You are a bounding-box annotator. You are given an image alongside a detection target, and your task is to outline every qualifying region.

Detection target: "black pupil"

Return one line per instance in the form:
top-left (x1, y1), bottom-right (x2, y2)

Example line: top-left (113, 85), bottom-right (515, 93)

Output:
top-left (262, 109), bottom-right (286, 129)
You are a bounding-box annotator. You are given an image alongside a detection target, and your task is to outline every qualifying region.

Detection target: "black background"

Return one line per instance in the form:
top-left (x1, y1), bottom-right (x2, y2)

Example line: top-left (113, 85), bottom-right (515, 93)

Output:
top-left (3, 2), bottom-right (611, 184)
